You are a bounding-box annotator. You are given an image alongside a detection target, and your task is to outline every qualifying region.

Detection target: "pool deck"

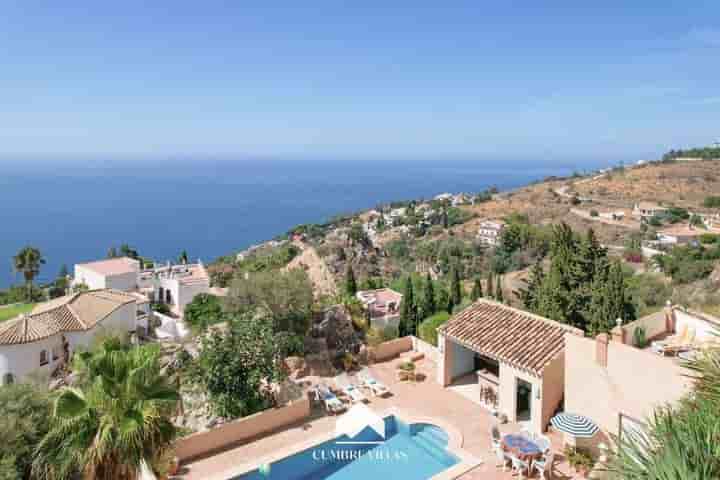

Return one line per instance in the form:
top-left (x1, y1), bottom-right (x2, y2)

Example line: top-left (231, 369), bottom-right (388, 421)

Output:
top-left (174, 357), bottom-right (580, 480)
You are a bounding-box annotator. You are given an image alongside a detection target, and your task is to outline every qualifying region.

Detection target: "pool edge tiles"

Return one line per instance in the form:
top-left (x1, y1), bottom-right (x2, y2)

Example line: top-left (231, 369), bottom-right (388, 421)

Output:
top-left (213, 410), bottom-right (482, 480)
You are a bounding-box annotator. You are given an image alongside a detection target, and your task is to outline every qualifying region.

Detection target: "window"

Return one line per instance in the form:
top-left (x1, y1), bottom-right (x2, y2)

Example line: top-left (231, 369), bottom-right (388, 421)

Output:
top-left (40, 350), bottom-right (49, 366)
top-left (2, 373), bottom-right (14, 385)
top-left (52, 346), bottom-right (59, 361)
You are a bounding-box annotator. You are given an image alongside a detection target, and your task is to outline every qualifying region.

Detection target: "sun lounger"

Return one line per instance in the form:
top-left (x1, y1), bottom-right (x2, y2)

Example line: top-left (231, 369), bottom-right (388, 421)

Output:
top-left (654, 327), bottom-right (696, 356)
top-left (335, 373), bottom-right (368, 403)
top-left (317, 384), bottom-right (346, 414)
top-left (359, 370), bottom-right (390, 397)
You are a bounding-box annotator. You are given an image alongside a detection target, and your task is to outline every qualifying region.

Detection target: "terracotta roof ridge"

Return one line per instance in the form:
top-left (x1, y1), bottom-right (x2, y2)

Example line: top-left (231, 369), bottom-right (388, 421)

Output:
top-left (446, 298), bottom-right (582, 335)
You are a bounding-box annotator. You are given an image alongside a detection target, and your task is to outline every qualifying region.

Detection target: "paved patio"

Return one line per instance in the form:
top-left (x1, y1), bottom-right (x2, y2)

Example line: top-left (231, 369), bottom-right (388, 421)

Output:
top-left (175, 357), bottom-right (580, 480)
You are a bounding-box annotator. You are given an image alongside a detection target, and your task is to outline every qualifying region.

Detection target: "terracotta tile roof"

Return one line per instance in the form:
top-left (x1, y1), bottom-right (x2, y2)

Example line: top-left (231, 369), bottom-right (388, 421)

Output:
top-left (0, 289), bottom-right (136, 346)
top-left (438, 299), bottom-right (583, 376)
top-left (76, 257), bottom-right (140, 276)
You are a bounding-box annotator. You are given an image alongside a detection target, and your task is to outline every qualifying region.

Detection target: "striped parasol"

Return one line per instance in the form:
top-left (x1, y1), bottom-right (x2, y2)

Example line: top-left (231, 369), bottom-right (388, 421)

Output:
top-left (550, 413), bottom-right (599, 438)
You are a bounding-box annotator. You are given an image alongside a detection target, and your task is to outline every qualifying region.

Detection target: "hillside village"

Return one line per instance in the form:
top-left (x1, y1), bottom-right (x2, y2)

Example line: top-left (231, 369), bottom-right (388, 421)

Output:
top-left (1, 148), bottom-right (720, 479)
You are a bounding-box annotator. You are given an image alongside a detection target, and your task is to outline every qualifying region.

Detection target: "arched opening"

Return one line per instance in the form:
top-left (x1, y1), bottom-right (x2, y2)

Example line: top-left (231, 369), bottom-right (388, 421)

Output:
top-left (2, 373), bottom-right (14, 385)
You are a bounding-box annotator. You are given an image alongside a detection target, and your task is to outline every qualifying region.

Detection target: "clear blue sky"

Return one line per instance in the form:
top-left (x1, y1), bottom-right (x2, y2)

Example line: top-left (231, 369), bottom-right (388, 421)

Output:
top-left (1, 2), bottom-right (718, 163)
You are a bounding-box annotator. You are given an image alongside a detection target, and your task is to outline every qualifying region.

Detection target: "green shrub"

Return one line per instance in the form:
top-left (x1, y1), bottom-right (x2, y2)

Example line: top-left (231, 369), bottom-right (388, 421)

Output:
top-left (633, 326), bottom-right (648, 348)
top-left (589, 209), bottom-right (599, 217)
top-left (418, 312), bottom-right (450, 346)
top-left (703, 196), bottom-right (720, 208)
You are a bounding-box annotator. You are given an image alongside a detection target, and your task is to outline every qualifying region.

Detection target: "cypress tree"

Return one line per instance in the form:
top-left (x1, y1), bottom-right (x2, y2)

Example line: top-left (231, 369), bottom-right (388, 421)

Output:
top-left (399, 276), bottom-right (418, 336)
top-left (495, 275), bottom-right (504, 303)
top-left (449, 267), bottom-right (462, 307)
top-left (345, 264), bottom-right (357, 297)
top-left (421, 273), bottom-right (436, 318)
top-left (587, 259), bottom-right (631, 336)
top-left (486, 271), bottom-right (494, 300)
top-left (446, 291), bottom-right (455, 315)
top-left (518, 261), bottom-right (544, 310)
top-left (470, 277), bottom-right (483, 301)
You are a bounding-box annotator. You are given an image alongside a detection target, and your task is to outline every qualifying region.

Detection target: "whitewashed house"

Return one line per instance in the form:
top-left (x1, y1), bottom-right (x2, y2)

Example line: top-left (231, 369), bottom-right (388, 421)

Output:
top-left (74, 257), bottom-right (210, 316)
top-left (0, 289), bottom-right (144, 384)
top-left (138, 262), bottom-right (210, 315)
top-left (632, 202), bottom-right (668, 219)
top-left (74, 257), bottom-right (141, 291)
top-left (477, 220), bottom-right (506, 246)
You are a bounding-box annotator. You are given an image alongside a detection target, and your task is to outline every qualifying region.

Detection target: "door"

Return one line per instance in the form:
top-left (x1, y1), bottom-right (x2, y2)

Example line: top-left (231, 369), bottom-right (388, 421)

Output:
top-left (516, 378), bottom-right (532, 423)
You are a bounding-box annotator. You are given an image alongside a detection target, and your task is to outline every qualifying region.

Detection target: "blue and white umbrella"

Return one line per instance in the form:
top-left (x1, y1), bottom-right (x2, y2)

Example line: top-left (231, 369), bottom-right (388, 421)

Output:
top-left (550, 413), bottom-right (599, 438)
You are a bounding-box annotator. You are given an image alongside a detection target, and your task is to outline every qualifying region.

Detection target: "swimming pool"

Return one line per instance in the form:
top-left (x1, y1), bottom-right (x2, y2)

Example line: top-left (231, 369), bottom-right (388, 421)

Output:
top-left (232, 415), bottom-right (460, 480)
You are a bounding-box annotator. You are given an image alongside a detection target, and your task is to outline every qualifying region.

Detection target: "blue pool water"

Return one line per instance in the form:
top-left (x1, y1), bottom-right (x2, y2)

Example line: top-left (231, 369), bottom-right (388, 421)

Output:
top-left (233, 416), bottom-right (459, 480)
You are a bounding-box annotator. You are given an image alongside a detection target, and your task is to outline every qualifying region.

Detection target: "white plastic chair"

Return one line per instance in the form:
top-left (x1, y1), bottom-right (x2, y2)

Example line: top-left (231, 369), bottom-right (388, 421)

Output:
top-left (490, 424), bottom-right (502, 451)
top-left (510, 454), bottom-right (530, 479)
top-left (495, 445), bottom-right (511, 471)
top-left (532, 450), bottom-right (555, 479)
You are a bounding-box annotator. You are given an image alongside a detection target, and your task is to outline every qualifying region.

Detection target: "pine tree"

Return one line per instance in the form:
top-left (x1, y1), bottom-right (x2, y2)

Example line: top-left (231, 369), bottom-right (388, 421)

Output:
top-left (345, 264), bottom-right (357, 297)
top-left (495, 275), bottom-right (504, 303)
top-left (486, 271), bottom-right (494, 300)
top-left (421, 273), bottom-right (436, 318)
top-left (470, 277), bottom-right (483, 301)
top-left (399, 276), bottom-right (418, 336)
top-left (449, 267), bottom-right (462, 307)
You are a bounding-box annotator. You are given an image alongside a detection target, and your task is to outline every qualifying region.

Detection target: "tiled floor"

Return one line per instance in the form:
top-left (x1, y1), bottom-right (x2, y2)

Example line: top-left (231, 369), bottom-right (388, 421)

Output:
top-left (176, 358), bottom-right (581, 480)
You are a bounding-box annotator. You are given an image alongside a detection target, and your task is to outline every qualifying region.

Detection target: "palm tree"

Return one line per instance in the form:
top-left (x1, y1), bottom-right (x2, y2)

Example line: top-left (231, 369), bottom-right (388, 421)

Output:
top-left (32, 339), bottom-right (180, 480)
top-left (13, 246), bottom-right (45, 299)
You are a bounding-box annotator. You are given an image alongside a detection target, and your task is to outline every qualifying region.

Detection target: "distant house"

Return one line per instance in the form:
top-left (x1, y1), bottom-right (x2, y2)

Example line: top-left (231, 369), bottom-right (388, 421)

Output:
top-left (657, 223), bottom-right (705, 245)
top-left (356, 288), bottom-right (403, 329)
top-left (598, 210), bottom-right (625, 221)
top-left (74, 257), bottom-right (210, 315)
top-left (632, 201), bottom-right (668, 219)
top-left (697, 212), bottom-right (720, 230)
top-left (0, 289), bottom-right (145, 384)
top-left (477, 219), bottom-right (506, 246)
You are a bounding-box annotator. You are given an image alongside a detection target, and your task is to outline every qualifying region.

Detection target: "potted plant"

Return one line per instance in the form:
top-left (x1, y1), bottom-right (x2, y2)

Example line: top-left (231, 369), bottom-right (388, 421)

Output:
top-left (396, 361), bottom-right (416, 381)
top-left (342, 352), bottom-right (356, 372)
top-left (564, 446), bottom-right (594, 478)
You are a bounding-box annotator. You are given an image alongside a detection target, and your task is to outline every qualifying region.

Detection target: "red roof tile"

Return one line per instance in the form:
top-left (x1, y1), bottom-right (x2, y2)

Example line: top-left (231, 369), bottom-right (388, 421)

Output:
top-left (438, 299), bottom-right (583, 376)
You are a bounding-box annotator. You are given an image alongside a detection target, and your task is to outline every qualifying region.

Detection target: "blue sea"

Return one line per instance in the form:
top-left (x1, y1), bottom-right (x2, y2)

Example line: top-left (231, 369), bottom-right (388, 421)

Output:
top-left (0, 158), bottom-right (602, 288)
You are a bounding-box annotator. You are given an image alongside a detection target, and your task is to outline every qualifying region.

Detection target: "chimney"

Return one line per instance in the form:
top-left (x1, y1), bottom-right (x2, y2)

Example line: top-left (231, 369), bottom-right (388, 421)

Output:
top-left (596, 333), bottom-right (609, 367)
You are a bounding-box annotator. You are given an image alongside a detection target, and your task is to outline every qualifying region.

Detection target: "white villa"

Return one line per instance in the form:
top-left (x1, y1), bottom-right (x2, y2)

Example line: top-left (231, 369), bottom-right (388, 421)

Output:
top-left (477, 219), bottom-right (505, 246)
top-left (74, 257), bottom-right (210, 315)
top-left (0, 289), bottom-right (147, 385)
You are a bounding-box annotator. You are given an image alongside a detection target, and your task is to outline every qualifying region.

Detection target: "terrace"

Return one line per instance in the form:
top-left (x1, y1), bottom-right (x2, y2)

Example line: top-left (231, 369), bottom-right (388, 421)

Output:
top-left (175, 356), bottom-right (577, 480)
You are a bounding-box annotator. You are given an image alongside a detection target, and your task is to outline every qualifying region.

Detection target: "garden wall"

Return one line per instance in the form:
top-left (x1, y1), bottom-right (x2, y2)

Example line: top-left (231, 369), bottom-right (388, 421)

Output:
top-left (371, 336), bottom-right (413, 362)
top-left (174, 396), bottom-right (311, 463)
top-left (411, 336), bottom-right (440, 363)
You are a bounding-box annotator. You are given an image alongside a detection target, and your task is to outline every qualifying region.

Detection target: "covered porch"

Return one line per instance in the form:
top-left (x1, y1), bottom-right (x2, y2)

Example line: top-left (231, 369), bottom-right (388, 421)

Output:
top-left (437, 300), bottom-right (583, 435)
